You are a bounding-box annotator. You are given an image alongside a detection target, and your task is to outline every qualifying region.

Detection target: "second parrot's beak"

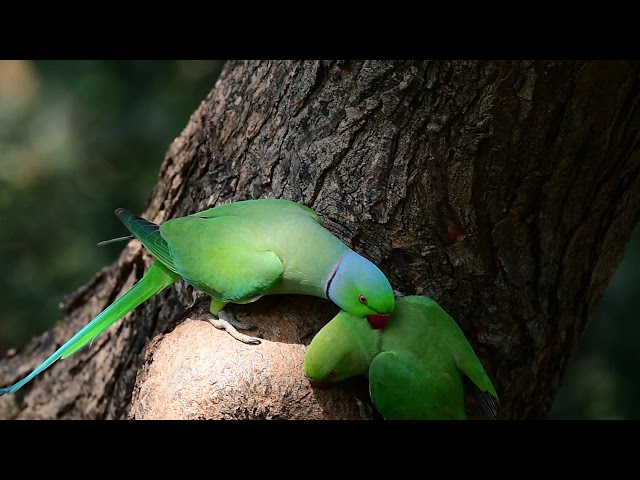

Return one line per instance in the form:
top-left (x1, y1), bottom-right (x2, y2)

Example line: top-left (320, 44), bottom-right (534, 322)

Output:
top-left (308, 379), bottom-right (330, 389)
top-left (367, 313), bottom-right (389, 329)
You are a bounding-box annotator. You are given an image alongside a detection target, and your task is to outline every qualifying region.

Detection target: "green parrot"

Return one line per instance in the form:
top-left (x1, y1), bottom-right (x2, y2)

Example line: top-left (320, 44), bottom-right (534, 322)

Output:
top-left (0, 198), bottom-right (395, 396)
top-left (304, 295), bottom-right (499, 420)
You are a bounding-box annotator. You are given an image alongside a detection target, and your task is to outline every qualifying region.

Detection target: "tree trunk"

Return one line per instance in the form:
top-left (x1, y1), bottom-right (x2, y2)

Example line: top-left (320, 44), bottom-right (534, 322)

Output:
top-left (1, 60), bottom-right (638, 420)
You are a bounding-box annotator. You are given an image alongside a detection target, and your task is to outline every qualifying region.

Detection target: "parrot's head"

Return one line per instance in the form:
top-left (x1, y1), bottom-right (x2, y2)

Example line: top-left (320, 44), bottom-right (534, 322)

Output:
top-left (326, 251), bottom-right (395, 329)
top-left (304, 310), bottom-right (381, 387)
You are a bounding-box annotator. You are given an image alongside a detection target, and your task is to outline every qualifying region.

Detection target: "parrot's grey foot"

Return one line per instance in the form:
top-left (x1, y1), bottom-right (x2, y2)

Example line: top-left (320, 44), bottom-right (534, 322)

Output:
top-left (208, 310), bottom-right (261, 345)
top-left (218, 308), bottom-right (257, 331)
top-left (393, 290), bottom-right (405, 300)
top-left (354, 397), bottom-right (375, 420)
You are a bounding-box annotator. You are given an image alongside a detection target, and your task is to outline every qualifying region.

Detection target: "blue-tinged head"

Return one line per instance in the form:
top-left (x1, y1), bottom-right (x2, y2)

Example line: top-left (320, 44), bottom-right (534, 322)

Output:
top-left (326, 251), bottom-right (395, 328)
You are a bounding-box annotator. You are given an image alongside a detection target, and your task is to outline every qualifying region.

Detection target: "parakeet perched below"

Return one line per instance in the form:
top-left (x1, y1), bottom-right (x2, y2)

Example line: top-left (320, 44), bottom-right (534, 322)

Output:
top-left (304, 295), bottom-right (499, 420)
top-left (0, 198), bottom-right (395, 396)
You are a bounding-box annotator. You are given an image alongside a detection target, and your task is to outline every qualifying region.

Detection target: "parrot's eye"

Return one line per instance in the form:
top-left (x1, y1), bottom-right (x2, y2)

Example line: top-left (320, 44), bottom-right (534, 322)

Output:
top-left (329, 369), bottom-right (337, 377)
top-left (358, 294), bottom-right (367, 304)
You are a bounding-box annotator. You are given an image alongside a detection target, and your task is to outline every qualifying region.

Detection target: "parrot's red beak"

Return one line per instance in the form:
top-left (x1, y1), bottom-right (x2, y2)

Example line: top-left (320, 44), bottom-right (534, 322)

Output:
top-left (309, 379), bottom-right (330, 389)
top-left (367, 313), bottom-right (389, 329)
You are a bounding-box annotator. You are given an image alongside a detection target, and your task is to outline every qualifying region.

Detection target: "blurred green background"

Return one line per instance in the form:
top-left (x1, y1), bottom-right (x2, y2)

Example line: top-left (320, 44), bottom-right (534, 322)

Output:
top-left (0, 60), bottom-right (223, 348)
top-left (0, 60), bottom-right (637, 419)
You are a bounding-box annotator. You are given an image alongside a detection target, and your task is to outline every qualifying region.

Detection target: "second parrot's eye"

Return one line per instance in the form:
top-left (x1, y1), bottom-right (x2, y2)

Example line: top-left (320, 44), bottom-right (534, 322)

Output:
top-left (329, 369), bottom-right (337, 377)
top-left (358, 294), bottom-right (367, 304)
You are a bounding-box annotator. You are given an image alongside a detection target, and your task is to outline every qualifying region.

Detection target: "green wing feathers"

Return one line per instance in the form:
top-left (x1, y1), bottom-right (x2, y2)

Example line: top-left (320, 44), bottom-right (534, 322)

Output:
top-left (402, 296), bottom-right (499, 404)
top-left (454, 346), bottom-right (500, 419)
top-left (159, 215), bottom-right (284, 302)
top-left (0, 262), bottom-right (179, 396)
top-left (115, 208), bottom-right (179, 274)
top-left (369, 351), bottom-right (467, 420)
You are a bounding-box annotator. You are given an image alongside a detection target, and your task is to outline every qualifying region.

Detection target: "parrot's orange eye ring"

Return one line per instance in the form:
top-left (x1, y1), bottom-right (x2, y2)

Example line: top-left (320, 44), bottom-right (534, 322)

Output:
top-left (329, 369), bottom-right (337, 377)
top-left (358, 294), bottom-right (367, 304)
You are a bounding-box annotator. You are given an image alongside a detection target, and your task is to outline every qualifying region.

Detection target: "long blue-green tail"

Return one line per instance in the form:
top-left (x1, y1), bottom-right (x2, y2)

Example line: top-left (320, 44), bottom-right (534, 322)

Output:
top-left (0, 261), bottom-right (180, 396)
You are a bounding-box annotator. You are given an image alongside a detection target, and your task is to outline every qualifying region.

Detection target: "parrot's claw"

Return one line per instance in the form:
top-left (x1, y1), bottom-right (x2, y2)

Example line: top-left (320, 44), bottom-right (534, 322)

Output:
top-left (217, 308), bottom-right (258, 331)
top-left (393, 290), bottom-right (405, 300)
top-left (209, 318), bottom-right (262, 345)
top-left (208, 310), bottom-right (261, 345)
top-left (225, 318), bottom-right (257, 331)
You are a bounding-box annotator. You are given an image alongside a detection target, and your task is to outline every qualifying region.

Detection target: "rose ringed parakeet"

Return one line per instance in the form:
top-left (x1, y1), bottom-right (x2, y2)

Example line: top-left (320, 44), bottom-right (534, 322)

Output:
top-left (0, 198), bottom-right (395, 397)
top-left (304, 295), bottom-right (499, 420)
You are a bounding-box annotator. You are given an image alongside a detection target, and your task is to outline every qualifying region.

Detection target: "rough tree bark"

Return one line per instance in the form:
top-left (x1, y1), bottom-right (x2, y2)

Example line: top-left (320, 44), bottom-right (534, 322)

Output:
top-left (1, 60), bottom-right (638, 420)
